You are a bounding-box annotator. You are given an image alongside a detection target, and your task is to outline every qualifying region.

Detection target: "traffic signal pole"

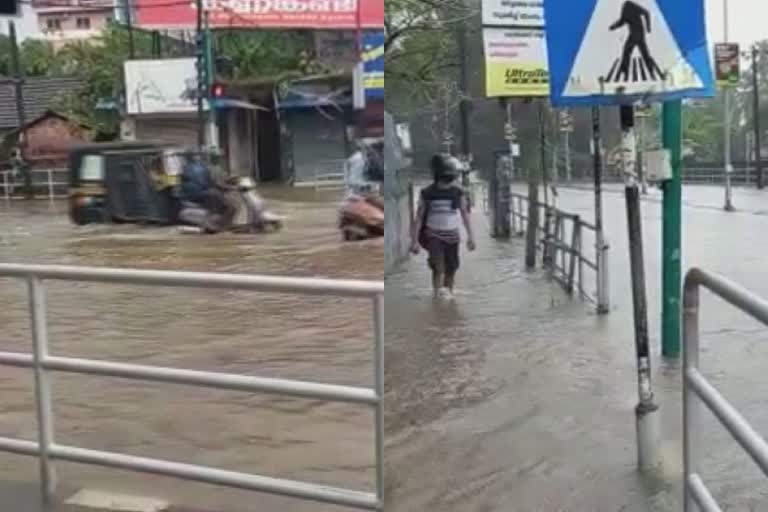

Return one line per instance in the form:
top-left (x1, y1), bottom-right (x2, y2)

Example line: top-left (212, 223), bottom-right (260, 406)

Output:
top-left (204, 11), bottom-right (218, 152)
top-left (195, 0), bottom-right (205, 152)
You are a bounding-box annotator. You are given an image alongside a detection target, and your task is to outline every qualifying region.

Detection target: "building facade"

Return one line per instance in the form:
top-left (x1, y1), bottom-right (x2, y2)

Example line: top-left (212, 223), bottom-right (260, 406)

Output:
top-left (31, 0), bottom-right (117, 49)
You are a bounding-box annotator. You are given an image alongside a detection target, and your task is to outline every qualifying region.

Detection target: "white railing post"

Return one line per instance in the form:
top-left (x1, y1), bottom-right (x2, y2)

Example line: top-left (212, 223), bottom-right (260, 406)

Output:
top-left (3, 171), bottom-right (9, 201)
top-left (47, 169), bottom-right (54, 201)
top-left (27, 276), bottom-right (57, 500)
top-left (683, 277), bottom-right (701, 512)
top-left (596, 233), bottom-right (610, 314)
top-left (372, 294), bottom-right (384, 509)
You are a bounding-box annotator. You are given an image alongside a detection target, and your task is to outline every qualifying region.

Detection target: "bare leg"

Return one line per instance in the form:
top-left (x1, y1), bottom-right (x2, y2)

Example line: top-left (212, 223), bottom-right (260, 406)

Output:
top-left (444, 272), bottom-right (456, 293)
top-left (432, 269), bottom-right (444, 298)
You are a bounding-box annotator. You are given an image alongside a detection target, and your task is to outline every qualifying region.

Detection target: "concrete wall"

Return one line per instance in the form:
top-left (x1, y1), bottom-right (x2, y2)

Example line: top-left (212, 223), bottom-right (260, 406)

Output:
top-left (384, 111), bottom-right (411, 275)
top-left (384, 187), bottom-right (412, 275)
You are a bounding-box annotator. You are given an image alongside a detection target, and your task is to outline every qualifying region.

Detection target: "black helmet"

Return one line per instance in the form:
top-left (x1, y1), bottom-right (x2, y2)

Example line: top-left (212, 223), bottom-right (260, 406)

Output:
top-left (431, 153), bottom-right (459, 182)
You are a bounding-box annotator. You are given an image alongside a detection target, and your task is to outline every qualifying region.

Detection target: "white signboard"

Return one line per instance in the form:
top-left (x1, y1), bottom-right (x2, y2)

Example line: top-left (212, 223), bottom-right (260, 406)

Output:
top-left (125, 58), bottom-right (208, 115)
top-left (483, 28), bottom-right (549, 97)
top-left (482, 0), bottom-right (544, 28)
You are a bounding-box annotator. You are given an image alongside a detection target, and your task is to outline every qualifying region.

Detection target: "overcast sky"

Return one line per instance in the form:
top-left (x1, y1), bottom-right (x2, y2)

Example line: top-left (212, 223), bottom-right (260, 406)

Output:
top-left (706, 0), bottom-right (768, 48)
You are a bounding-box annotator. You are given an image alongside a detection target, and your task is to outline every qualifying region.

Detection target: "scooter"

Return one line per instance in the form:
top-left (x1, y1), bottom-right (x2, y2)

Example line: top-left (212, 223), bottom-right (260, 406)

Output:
top-left (338, 190), bottom-right (384, 241)
top-left (178, 177), bottom-right (284, 234)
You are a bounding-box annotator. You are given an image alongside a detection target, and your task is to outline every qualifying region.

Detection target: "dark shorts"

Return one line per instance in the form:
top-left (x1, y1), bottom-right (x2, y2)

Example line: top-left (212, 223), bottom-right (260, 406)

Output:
top-left (426, 237), bottom-right (460, 275)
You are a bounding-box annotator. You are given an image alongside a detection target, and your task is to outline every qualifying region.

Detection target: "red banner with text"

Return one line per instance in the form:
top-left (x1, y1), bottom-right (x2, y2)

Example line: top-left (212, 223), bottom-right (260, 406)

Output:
top-left (136, 0), bottom-right (384, 30)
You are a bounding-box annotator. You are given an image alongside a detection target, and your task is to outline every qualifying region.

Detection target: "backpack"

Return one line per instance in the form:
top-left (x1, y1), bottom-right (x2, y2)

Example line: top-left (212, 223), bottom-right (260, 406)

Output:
top-left (364, 147), bottom-right (384, 182)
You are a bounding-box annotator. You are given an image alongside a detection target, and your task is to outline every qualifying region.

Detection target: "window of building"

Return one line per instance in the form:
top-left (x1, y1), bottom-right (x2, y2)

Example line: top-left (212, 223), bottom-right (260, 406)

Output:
top-left (76, 17), bottom-right (91, 29)
top-left (45, 18), bottom-right (62, 31)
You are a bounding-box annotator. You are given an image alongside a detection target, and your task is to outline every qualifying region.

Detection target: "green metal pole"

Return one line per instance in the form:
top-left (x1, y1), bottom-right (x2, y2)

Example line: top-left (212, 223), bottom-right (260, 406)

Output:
top-left (662, 100), bottom-right (682, 358)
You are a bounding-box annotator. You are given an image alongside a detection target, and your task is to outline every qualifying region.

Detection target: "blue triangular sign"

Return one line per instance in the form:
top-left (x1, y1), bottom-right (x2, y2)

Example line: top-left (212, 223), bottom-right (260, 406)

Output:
top-left (544, 0), bottom-right (715, 106)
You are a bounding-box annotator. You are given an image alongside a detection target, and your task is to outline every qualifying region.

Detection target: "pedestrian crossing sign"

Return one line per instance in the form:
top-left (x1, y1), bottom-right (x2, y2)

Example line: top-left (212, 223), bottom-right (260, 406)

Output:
top-left (543, 0), bottom-right (715, 106)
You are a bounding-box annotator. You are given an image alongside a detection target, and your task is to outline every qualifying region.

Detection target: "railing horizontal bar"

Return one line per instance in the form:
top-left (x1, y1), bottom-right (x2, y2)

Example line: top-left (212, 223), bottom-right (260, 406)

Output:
top-left (48, 444), bottom-right (380, 510)
top-left (0, 436), bottom-right (40, 457)
top-left (686, 268), bottom-right (768, 327)
top-left (0, 264), bottom-right (383, 298)
top-left (687, 474), bottom-right (724, 512)
top-left (0, 353), bottom-right (378, 406)
top-left (687, 368), bottom-right (768, 476)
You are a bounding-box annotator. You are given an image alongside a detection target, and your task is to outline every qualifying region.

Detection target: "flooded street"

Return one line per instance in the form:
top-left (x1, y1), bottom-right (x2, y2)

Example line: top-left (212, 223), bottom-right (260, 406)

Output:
top-left (0, 187), bottom-right (383, 512)
top-left (386, 185), bottom-right (768, 511)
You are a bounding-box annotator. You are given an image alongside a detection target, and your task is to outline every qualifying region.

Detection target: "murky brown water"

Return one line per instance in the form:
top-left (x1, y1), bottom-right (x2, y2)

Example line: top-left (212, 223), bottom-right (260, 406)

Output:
top-left (0, 187), bottom-right (383, 511)
top-left (385, 185), bottom-right (768, 512)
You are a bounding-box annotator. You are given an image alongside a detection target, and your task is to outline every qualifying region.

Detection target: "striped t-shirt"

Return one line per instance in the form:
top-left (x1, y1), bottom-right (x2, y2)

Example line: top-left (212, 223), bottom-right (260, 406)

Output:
top-left (421, 184), bottom-right (464, 243)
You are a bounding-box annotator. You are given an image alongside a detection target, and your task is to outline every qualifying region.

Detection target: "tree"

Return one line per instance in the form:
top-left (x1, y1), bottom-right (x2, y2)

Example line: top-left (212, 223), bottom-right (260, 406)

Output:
top-left (213, 30), bottom-right (309, 80)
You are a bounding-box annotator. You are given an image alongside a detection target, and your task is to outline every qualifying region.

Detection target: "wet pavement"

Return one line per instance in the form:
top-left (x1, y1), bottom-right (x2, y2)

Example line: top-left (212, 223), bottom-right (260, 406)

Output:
top-left (385, 184), bottom-right (768, 511)
top-left (0, 187), bottom-right (382, 512)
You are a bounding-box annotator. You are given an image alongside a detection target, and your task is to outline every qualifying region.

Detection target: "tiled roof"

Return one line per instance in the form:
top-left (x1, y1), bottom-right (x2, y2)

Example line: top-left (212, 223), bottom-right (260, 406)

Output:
top-left (0, 76), bottom-right (83, 130)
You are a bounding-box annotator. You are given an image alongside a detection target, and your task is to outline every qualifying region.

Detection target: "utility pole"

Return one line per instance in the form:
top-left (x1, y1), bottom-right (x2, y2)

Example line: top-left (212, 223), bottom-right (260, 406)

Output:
top-left (9, 21), bottom-right (31, 199)
top-left (525, 101), bottom-right (539, 268)
top-left (592, 106), bottom-right (609, 314)
top-left (540, 101), bottom-right (553, 265)
top-left (457, 21), bottom-right (471, 163)
top-left (662, 100), bottom-right (683, 358)
top-left (620, 104), bottom-right (661, 471)
top-left (752, 45), bottom-right (764, 189)
top-left (124, 0), bottom-right (135, 59)
top-left (195, 0), bottom-right (205, 152)
top-left (723, 0), bottom-right (734, 210)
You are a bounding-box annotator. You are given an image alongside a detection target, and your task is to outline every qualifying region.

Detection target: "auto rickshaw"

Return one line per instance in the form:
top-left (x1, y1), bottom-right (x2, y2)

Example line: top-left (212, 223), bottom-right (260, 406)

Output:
top-left (68, 142), bottom-right (192, 226)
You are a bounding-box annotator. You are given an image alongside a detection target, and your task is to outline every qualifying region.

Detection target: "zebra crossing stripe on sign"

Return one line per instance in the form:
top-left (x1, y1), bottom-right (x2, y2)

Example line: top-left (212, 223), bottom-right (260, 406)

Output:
top-left (543, 0), bottom-right (714, 106)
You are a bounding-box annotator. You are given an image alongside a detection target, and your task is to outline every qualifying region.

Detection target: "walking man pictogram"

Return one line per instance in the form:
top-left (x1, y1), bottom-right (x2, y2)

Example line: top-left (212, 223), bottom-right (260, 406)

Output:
top-left (609, 1), bottom-right (665, 82)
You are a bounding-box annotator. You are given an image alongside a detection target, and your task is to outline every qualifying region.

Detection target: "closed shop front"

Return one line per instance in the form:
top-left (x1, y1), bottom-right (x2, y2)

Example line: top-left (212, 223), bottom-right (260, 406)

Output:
top-left (284, 108), bottom-right (349, 183)
top-left (134, 117), bottom-right (199, 146)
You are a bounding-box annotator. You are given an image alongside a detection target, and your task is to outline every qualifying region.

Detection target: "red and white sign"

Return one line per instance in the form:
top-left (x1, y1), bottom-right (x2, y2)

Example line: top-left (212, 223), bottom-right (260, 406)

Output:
top-left (136, 0), bottom-right (384, 29)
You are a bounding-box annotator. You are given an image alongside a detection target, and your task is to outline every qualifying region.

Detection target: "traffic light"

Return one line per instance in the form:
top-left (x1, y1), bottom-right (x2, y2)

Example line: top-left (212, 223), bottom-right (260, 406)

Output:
top-left (210, 82), bottom-right (225, 99)
top-left (0, 0), bottom-right (19, 15)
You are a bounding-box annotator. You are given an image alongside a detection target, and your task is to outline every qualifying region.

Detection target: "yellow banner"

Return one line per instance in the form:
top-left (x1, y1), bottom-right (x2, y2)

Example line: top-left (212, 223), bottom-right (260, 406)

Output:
top-left (486, 62), bottom-right (549, 97)
top-left (365, 73), bottom-right (384, 90)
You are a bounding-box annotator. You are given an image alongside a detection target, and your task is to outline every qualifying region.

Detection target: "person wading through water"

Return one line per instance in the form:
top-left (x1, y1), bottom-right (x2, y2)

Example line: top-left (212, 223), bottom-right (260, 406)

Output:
top-left (411, 154), bottom-right (476, 300)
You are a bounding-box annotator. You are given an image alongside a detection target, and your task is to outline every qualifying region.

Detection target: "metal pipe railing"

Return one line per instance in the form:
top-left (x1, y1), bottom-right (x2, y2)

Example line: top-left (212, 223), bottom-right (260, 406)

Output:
top-left (0, 264), bottom-right (385, 511)
top-left (683, 268), bottom-right (768, 511)
top-left (509, 191), bottom-right (609, 311)
top-left (0, 169), bottom-right (67, 201)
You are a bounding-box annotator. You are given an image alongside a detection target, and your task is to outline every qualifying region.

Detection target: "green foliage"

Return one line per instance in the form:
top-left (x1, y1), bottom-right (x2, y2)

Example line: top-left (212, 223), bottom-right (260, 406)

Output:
top-left (1, 25), bottom-right (318, 136)
top-left (213, 30), bottom-right (308, 80)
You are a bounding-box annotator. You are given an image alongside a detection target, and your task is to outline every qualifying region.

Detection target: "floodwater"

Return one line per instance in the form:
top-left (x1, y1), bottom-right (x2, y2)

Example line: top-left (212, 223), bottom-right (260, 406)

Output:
top-left (0, 187), bottom-right (383, 512)
top-left (385, 184), bottom-right (768, 511)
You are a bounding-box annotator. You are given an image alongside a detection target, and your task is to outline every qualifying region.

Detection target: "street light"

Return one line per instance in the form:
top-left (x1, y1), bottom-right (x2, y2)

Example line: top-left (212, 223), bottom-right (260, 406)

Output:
top-left (723, 0), bottom-right (735, 210)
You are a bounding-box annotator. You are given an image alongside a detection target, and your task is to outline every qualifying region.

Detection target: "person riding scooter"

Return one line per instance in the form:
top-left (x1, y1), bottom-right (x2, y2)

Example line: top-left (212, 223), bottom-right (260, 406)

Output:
top-left (180, 155), bottom-right (236, 233)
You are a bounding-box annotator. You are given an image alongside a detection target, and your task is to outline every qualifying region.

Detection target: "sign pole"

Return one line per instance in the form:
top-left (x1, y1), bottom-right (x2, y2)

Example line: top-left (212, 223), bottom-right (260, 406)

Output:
top-left (620, 104), bottom-right (661, 471)
top-left (661, 100), bottom-right (682, 358)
